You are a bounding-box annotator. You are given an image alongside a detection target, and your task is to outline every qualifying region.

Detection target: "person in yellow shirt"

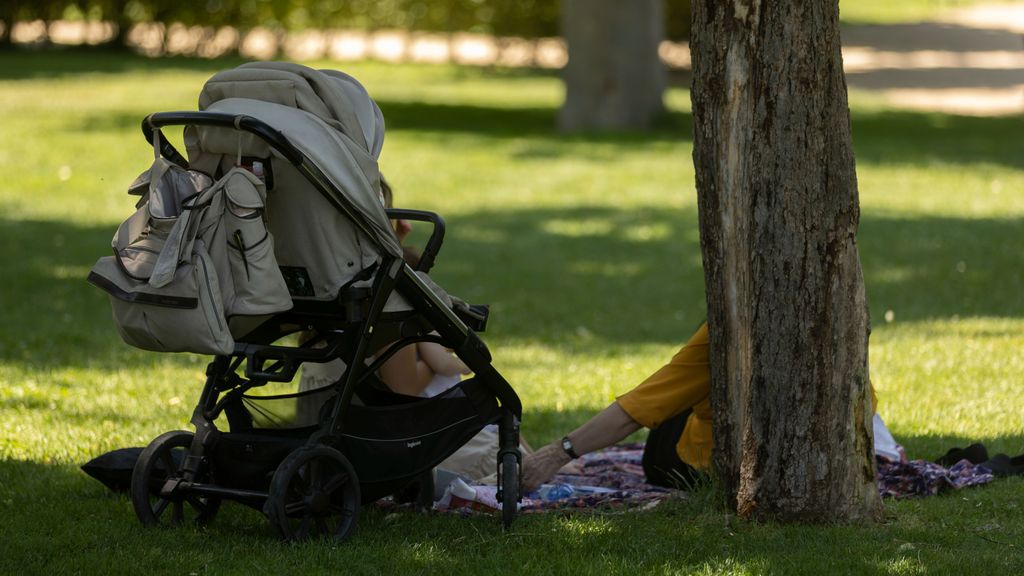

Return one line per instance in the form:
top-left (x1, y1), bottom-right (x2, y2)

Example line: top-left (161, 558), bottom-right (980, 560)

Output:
top-left (522, 322), bottom-right (712, 490)
top-left (523, 321), bottom-right (881, 491)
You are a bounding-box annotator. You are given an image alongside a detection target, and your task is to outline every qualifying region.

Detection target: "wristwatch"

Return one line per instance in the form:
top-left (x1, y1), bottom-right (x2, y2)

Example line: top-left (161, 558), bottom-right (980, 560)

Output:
top-left (560, 436), bottom-right (580, 459)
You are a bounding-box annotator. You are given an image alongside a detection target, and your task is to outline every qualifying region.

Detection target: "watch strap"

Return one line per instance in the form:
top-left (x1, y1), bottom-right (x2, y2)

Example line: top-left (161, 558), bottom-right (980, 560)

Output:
top-left (560, 436), bottom-right (580, 459)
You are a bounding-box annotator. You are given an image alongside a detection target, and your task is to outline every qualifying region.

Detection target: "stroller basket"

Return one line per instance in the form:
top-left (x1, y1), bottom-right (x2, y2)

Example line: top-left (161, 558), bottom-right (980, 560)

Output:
top-left (211, 378), bottom-right (501, 504)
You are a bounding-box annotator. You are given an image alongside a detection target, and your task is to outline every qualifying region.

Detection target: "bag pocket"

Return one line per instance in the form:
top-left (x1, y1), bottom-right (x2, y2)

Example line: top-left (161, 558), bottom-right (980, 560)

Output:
top-left (223, 169), bottom-right (292, 316)
top-left (88, 241), bottom-right (234, 355)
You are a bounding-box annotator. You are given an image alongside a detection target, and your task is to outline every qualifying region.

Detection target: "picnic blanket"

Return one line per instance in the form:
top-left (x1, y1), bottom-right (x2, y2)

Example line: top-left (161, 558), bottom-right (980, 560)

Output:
top-left (435, 443), bottom-right (676, 514)
top-left (430, 443), bottom-right (997, 516)
top-left (876, 455), bottom-right (994, 498)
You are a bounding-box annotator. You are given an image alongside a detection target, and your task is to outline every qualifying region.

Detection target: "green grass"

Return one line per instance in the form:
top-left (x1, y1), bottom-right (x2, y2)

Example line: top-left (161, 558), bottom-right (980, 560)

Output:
top-left (2, 49), bottom-right (1023, 575)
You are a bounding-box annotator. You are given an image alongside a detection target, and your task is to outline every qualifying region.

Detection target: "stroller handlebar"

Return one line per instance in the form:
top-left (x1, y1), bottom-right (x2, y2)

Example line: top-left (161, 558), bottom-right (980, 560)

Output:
top-left (385, 209), bottom-right (445, 274)
top-left (142, 111), bottom-right (305, 168)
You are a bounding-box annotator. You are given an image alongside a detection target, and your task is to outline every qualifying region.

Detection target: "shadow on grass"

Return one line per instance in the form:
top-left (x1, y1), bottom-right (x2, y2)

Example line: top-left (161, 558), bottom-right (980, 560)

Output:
top-left (436, 206), bottom-right (1024, 340)
top-left (0, 215), bottom-right (148, 370)
top-left (65, 105), bottom-right (1024, 179)
top-left (71, 102), bottom-right (1024, 171)
top-left (0, 207), bottom-right (705, 371)
top-left (852, 109), bottom-right (1024, 169)
top-left (0, 47), bottom-right (247, 81)
top-left (71, 110), bottom-right (155, 137)
top-left (65, 99), bottom-right (693, 147)
top-left (859, 212), bottom-right (1024, 325)
top-left (2, 202), bottom-right (1021, 371)
top-left (433, 205), bottom-right (706, 347)
top-left (377, 100), bottom-right (692, 143)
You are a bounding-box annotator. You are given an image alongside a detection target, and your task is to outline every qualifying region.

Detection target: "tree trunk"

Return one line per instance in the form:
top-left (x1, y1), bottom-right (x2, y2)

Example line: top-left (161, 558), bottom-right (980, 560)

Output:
top-left (110, 0), bottom-right (135, 51)
top-left (691, 1), bottom-right (881, 523)
top-left (558, 0), bottom-right (665, 132)
top-left (0, 1), bottom-right (22, 49)
top-left (0, 20), bottom-right (11, 50)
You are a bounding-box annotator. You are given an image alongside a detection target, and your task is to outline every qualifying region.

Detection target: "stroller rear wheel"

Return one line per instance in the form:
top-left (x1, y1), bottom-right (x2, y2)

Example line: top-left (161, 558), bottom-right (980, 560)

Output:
top-left (131, 430), bottom-right (221, 527)
top-left (267, 445), bottom-right (361, 542)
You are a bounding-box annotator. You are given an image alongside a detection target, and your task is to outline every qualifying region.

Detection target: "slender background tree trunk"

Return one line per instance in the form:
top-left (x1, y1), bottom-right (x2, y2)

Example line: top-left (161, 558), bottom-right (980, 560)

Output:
top-left (558, 0), bottom-right (665, 132)
top-left (691, 0), bottom-right (881, 523)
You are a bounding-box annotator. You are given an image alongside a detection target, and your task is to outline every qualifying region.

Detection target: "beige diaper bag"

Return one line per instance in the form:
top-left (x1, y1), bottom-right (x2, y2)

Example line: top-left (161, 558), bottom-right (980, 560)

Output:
top-left (88, 142), bottom-right (292, 355)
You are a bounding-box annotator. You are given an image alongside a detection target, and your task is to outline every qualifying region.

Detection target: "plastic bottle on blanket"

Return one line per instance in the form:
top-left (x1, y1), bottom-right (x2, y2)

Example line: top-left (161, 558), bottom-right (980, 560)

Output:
top-left (535, 483), bottom-right (575, 502)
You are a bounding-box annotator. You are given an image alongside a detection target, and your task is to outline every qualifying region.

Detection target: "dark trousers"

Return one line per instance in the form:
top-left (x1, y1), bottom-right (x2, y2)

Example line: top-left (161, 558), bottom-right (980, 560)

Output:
top-left (642, 408), bottom-right (705, 489)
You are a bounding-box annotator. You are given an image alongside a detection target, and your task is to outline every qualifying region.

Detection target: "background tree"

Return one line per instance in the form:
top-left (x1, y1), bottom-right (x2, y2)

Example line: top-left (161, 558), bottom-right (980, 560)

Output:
top-left (1, 1), bottom-right (692, 53)
top-left (87, 0), bottom-right (133, 48)
top-left (0, 1), bottom-right (30, 48)
top-left (691, 0), bottom-right (882, 523)
top-left (558, 0), bottom-right (666, 132)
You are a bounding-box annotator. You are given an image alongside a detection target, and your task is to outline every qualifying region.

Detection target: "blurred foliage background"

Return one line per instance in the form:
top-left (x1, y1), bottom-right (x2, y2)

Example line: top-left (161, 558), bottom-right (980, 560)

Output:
top-left (0, 0), bottom-right (692, 45)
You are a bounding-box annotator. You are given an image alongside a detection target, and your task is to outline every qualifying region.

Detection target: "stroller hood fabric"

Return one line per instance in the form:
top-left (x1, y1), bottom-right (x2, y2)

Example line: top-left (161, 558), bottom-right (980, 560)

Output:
top-left (187, 63), bottom-right (401, 263)
top-left (200, 61), bottom-right (385, 159)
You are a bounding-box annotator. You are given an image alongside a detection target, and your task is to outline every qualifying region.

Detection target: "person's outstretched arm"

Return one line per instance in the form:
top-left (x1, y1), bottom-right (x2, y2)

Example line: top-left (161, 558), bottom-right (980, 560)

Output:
top-left (521, 401), bottom-right (641, 491)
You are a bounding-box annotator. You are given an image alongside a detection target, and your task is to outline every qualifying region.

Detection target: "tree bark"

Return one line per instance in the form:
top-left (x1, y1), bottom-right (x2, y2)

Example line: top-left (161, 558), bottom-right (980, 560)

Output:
top-left (691, 0), bottom-right (881, 523)
top-left (558, 0), bottom-right (665, 132)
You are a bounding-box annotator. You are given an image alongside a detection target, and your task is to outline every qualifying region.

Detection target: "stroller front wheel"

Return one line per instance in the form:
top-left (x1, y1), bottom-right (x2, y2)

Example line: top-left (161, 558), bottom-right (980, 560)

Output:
top-left (130, 430), bottom-right (221, 527)
top-left (499, 451), bottom-right (519, 529)
top-left (267, 445), bottom-right (361, 542)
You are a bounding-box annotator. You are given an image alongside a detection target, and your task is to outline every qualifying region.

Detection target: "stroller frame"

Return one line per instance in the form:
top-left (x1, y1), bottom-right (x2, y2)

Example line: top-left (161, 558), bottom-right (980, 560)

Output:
top-left (130, 111), bottom-right (523, 540)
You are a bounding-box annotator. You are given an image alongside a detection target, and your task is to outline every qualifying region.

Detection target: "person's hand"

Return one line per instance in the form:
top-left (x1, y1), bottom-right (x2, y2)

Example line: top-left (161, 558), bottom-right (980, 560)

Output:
top-left (521, 442), bottom-right (572, 492)
top-left (394, 218), bottom-right (412, 242)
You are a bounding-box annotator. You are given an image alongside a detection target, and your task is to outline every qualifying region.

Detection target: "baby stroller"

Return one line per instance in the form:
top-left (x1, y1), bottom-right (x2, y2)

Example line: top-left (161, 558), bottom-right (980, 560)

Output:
top-left (87, 62), bottom-right (522, 540)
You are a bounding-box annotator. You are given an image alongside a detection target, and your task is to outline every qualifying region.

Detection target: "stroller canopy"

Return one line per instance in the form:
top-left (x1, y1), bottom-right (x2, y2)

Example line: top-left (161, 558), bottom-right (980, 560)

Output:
top-left (186, 62), bottom-right (401, 261)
